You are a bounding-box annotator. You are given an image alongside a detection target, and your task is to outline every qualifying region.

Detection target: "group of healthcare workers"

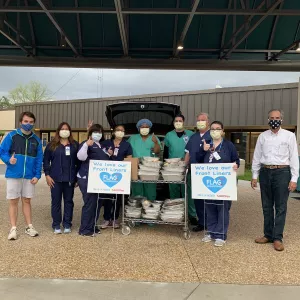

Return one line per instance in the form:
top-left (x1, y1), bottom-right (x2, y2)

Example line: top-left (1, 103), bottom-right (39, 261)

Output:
top-left (42, 112), bottom-right (239, 244)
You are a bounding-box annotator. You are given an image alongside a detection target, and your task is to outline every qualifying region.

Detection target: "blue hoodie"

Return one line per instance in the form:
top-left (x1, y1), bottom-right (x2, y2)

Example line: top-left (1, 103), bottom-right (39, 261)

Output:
top-left (0, 129), bottom-right (43, 179)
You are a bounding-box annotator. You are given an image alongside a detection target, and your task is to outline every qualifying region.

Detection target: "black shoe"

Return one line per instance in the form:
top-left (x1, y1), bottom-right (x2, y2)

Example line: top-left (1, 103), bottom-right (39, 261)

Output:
top-left (189, 217), bottom-right (198, 226)
top-left (192, 225), bottom-right (205, 232)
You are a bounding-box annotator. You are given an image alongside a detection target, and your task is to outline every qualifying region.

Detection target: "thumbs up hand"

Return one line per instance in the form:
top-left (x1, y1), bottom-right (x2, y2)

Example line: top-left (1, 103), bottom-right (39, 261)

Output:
top-left (203, 140), bottom-right (210, 151)
top-left (9, 152), bottom-right (17, 165)
top-left (86, 137), bottom-right (94, 147)
top-left (108, 147), bottom-right (113, 156)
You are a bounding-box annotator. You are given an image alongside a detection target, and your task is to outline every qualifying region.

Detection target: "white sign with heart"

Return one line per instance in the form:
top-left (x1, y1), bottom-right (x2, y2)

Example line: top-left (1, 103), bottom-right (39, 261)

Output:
top-left (87, 160), bottom-right (131, 195)
top-left (191, 163), bottom-right (237, 201)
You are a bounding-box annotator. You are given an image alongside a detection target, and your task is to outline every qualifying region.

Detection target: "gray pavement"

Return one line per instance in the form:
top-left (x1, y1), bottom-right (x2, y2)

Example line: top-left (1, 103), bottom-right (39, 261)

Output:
top-left (0, 278), bottom-right (300, 300)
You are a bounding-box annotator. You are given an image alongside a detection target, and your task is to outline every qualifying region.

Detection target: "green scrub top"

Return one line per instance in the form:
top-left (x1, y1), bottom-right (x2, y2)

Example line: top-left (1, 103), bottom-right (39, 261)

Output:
top-left (164, 129), bottom-right (194, 159)
top-left (128, 134), bottom-right (162, 158)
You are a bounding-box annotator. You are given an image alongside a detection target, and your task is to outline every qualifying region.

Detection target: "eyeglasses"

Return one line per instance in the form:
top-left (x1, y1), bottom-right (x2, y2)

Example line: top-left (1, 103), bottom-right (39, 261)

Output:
top-left (210, 128), bottom-right (222, 131)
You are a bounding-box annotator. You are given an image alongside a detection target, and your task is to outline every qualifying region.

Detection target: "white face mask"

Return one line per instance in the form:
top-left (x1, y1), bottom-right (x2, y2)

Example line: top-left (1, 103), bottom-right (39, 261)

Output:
top-left (197, 121), bottom-right (207, 130)
top-left (140, 128), bottom-right (150, 136)
top-left (174, 122), bottom-right (183, 130)
top-left (92, 132), bottom-right (102, 142)
top-left (210, 130), bottom-right (222, 140)
top-left (59, 130), bottom-right (70, 139)
top-left (115, 131), bottom-right (124, 139)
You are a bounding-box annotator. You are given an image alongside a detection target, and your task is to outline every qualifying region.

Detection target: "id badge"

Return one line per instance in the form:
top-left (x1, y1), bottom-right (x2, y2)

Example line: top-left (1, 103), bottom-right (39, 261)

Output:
top-left (113, 147), bottom-right (119, 156)
top-left (65, 146), bottom-right (70, 156)
top-left (213, 152), bottom-right (221, 160)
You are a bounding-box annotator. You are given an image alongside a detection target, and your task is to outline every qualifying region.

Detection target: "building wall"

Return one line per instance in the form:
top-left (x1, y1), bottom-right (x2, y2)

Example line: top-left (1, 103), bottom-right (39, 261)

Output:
top-left (0, 110), bottom-right (15, 131)
top-left (15, 82), bottom-right (298, 130)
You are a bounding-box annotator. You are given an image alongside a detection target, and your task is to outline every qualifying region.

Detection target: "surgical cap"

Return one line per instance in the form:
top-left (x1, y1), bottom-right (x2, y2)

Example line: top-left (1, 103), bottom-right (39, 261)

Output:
top-left (136, 119), bottom-right (153, 130)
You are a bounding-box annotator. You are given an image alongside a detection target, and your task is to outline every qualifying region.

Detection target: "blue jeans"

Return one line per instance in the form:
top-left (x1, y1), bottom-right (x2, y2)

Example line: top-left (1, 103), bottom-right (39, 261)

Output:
top-left (259, 167), bottom-right (291, 242)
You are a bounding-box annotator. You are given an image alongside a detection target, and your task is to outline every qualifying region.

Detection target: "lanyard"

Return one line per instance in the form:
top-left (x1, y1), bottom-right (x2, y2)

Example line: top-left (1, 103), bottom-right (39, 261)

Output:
top-left (209, 139), bottom-right (223, 163)
top-left (210, 139), bottom-right (223, 153)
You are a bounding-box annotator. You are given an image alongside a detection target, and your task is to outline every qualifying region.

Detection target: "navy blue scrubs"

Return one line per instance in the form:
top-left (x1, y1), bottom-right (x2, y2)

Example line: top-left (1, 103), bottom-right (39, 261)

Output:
top-left (43, 142), bottom-right (80, 230)
top-left (101, 139), bottom-right (133, 221)
top-left (203, 139), bottom-right (240, 240)
top-left (77, 141), bottom-right (112, 235)
top-left (185, 131), bottom-right (212, 226)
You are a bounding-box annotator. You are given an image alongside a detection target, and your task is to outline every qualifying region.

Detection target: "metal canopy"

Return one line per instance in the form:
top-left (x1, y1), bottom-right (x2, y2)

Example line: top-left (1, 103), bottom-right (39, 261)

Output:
top-left (0, 0), bottom-right (300, 71)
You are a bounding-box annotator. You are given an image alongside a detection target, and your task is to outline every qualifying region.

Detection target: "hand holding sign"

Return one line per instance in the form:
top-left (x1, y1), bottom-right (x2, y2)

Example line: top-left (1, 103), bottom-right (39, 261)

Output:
top-left (10, 152), bottom-right (17, 165)
top-left (203, 140), bottom-right (210, 151)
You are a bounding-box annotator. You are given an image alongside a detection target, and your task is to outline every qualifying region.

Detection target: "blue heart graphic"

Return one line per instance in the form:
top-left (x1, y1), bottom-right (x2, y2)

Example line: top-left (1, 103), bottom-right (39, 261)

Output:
top-left (202, 176), bottom-right (227, 193)
top-left (100, 172), bottom-right (122, 188)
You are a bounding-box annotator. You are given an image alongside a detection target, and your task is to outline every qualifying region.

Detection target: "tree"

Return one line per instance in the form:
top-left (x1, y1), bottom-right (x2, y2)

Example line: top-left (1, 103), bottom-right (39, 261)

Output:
top-left (0, 96), bottom-right (13, 109)
top-left (7, 81), bottom-right (51, 104)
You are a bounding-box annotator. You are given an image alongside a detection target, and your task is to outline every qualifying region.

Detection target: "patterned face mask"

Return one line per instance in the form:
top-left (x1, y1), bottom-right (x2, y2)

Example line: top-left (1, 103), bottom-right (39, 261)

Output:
top-left (268, 119), bottom-right (282, 129)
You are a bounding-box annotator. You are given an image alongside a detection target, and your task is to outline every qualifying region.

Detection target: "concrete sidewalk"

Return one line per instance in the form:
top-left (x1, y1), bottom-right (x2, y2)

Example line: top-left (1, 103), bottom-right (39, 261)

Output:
top-left (0, 278), bottom-right (299, 300)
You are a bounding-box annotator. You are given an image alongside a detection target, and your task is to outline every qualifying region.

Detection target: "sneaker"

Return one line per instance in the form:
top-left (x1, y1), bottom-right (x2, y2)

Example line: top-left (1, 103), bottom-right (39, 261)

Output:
top-left (95, 228), bottom-right (101, 234)
top-left (8, 227), bottom-right (17, 240)
top-left (214, 239), bottom-right (226, 247)
top-left (80, 232), bottom-right (95, 237)
top-left (202, 234), bottom-right (212, 243)
top-left (100, 220), bottom-right (110, 229)
top-left (192, 225), bottom-right (205, 232)
top-left (25, 225), bottom-right (39, 237)
top-left (54, 228), bottom-right (62, 234)
top-left (111, 220), bottom-right (120, 229)
top-left (64, 228), bottom-right (71, 234)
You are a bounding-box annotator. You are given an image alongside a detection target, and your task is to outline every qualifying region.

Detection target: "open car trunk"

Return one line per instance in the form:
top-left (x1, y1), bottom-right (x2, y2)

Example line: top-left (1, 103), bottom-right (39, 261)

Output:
top-left (105, 102), bottom-right (181, 134)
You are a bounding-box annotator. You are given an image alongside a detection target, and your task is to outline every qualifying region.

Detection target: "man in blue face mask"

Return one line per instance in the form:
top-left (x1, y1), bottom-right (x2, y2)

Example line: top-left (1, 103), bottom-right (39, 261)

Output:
top-left (0, 111), bottom-right (43, 240)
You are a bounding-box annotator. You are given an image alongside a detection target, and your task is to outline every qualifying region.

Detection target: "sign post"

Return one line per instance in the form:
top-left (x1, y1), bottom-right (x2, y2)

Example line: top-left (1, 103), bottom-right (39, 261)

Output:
top-left (87, 160), bottom-right (131, 195)
top-left (191, 163), bottom-right (237, 201)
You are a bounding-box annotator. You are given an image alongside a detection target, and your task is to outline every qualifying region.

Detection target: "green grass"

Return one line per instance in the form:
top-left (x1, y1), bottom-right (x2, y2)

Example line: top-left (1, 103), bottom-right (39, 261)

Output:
top-left (238, 168), bottom-right (252, 181)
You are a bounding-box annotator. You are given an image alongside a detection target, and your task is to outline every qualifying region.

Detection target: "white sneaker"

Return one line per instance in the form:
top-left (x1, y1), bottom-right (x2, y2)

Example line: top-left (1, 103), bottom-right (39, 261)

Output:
top-left (64, 228), bottom-right (71, 234)
top-left (100, 220), bottom-right (110, 229)
top-left (214, 239), bottom-right (226, 247)
top-left (54, 228), bottom-right (62, 234)
top-left (201, 234), bottom-right (212, 243)
top-left (25, 225), bottom-right (39, 237)
top-left (8, 227), bottom-right (17, 240)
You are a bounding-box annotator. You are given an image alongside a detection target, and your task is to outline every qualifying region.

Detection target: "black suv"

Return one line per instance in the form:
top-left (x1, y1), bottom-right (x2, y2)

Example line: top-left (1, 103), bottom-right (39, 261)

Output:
top-left (105, 102), bottom-right (183, 200)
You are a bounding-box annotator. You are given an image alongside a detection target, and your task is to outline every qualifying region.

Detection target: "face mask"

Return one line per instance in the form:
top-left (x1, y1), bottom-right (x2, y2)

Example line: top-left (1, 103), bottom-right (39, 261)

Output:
top-left (92, 132), bottom-right (102, 142)
top-left (197, 121), bottom-right (207, 130)
top-left (210, 130), bottom-right (222, 140)
top-left (115, 131), bottom-right (124, 139)
top-left (174, 122), bottom-right (183, 130)
top-left (21, 123), bottom-right (34, 132)
top-left (59, 130), bottom-right (70, 139)
top-left (140, 128), bottom-right (150, 136)
top-left (268, 119), bottom-right (282, 130)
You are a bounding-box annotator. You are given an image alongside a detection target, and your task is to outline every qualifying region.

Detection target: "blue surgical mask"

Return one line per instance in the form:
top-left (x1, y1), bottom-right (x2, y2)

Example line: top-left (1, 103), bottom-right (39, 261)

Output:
top-left (21, 123), bottom-right (34, 132)
top-left (92, 132), bottom-right (102, 142)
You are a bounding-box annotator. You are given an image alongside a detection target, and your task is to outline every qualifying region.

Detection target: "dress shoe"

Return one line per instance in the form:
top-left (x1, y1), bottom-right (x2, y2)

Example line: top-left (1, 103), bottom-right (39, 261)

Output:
top-left (274, 240), bottom-right (284, 251)
top-left (192, 225), bottom-right (205, 232)
top-left (255, 236), bottom-right (272, 244)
